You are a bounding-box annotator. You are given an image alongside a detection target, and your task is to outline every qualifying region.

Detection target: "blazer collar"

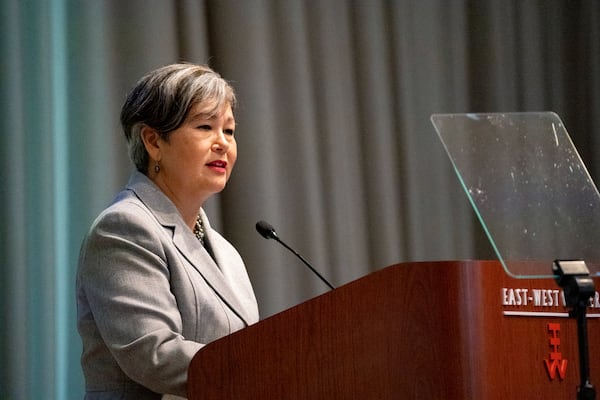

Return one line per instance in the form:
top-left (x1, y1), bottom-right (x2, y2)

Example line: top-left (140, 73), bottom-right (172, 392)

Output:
top-left (125, 171), bottom-right (254, 326)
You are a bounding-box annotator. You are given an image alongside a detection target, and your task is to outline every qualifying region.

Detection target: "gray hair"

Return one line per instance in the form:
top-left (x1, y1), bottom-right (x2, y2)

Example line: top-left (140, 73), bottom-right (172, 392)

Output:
top-left (120, 63), bottom-right (237, 173)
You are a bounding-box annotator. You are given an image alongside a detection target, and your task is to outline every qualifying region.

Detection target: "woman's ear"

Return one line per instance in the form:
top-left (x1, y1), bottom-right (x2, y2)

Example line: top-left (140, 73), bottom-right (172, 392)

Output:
top-left (140, 125), bottom-right (161, 162)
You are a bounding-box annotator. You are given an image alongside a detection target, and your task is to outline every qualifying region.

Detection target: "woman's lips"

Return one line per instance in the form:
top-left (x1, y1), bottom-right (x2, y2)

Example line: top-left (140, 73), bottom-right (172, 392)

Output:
top-left (206, 160), bottom-right (228, 172)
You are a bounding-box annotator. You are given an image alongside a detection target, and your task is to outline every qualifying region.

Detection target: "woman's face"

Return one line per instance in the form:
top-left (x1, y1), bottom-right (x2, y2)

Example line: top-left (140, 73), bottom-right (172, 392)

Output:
top-left (155, 101), bottom-right (237, 206)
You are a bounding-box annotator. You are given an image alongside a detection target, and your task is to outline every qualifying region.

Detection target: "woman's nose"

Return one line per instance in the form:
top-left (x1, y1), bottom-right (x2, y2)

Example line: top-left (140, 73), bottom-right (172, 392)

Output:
top-left (212, 131), bottom-right (230, 152)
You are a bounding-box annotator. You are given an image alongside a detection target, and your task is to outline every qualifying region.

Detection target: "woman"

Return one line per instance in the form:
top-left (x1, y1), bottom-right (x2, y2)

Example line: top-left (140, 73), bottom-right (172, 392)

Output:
top-left (76, 63), bottom-right (259, 399)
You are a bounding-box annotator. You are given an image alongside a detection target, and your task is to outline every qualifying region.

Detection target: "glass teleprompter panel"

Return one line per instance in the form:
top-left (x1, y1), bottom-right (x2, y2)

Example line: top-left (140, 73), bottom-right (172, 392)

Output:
top-left (431, 112), bottom-right (600, 278)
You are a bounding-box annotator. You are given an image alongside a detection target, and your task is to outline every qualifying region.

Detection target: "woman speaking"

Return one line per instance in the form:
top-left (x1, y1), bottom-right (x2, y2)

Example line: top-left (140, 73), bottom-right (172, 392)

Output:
top-left (76, 63), bottom-right (259, 399)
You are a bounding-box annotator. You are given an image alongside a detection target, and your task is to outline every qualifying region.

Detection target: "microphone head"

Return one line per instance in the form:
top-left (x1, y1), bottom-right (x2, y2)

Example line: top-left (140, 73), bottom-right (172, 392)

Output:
top-left (256, 220), bottom-right (278, 240)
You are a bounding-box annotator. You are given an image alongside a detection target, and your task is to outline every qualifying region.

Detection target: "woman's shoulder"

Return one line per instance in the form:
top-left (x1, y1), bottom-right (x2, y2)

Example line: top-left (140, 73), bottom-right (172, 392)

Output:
top-left (79, 189), bottom-right (168, 265)
top-left (100, 188), bottom-right (151, 220)
top-left (87, 189), bottom-right (160, 239)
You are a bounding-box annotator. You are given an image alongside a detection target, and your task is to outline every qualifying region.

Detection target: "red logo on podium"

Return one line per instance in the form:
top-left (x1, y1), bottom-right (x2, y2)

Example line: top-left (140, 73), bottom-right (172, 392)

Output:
top-left (544, 323), bottom-right (567, 380)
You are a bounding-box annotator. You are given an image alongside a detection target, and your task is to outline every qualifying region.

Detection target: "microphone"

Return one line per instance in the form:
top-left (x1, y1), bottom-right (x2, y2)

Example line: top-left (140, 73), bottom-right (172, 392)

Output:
top-left (256, 220), bottom-right (335, 290)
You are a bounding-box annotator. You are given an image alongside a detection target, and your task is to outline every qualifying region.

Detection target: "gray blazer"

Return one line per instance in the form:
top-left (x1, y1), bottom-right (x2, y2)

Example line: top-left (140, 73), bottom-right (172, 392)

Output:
top-left (76, 171), bottom-right (259, 399)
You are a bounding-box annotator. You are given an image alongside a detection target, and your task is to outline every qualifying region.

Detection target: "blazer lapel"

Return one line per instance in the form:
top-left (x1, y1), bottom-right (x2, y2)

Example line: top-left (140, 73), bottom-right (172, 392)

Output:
top-left (126, 172), bottom-right (254, 326)
top-left (170, 225), bottom-right (254, 326)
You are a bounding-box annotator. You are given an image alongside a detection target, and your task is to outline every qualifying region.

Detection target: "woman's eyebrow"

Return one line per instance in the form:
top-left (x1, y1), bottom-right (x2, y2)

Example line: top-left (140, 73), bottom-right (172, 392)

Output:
top-left (189, 112), bottom-right (235, 124)
top-left (188, 112), bottom-right (212, 121)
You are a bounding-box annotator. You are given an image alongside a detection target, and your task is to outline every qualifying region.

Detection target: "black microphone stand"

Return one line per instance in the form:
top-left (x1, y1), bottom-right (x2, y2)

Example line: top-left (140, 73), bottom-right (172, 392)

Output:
top-left (272, 235), bottom-right (336, 290)
top-left (256, 221), bottom-right (335, 290)
top-left (553, 260), bottom-right (596, 400)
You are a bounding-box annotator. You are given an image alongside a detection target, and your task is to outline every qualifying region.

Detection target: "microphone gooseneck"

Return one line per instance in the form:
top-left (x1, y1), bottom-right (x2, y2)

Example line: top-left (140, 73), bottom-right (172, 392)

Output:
top-left (255, 220), bottom-right (335, 290)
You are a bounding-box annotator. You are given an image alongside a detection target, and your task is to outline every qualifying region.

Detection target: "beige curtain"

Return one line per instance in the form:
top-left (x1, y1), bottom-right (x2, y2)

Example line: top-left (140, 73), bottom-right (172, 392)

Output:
top-left (1, 0), bottom-right (599, 398)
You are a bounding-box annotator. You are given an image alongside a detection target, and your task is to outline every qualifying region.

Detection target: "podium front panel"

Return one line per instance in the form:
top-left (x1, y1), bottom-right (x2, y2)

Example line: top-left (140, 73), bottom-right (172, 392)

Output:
top-left (188, 261), bottom-right (600, 399)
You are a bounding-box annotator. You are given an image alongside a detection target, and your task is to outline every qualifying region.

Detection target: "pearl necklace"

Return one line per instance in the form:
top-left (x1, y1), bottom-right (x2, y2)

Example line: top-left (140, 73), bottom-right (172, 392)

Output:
top-left (193, 215), bottom-right (205, 246)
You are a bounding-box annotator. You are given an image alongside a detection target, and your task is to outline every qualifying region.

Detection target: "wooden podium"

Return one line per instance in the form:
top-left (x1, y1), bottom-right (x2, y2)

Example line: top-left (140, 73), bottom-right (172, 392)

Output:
top-left (188, 260), bottom-right (600, 399)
